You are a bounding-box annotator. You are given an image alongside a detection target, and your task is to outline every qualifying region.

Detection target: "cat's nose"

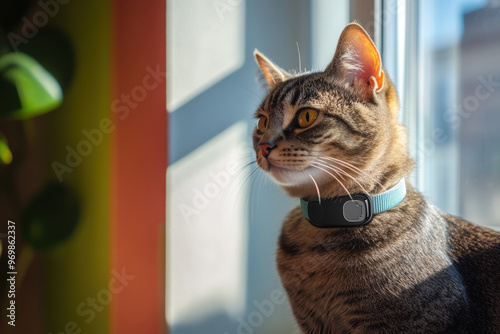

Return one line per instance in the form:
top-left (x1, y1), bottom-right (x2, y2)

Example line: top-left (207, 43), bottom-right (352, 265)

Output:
top-left (259, 143), bottom-right (276, 158)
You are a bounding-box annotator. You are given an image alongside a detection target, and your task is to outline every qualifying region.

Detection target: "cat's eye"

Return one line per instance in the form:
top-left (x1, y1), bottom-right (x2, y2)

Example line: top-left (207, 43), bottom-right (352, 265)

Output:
top-left (257, 115), bottom-right (268, 133)
top-left (297, 108), bottom-right (318, 128)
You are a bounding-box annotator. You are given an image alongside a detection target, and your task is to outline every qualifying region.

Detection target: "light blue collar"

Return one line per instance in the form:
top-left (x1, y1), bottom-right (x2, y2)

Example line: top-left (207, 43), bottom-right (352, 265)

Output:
top-left (300, 178), bottom-right (406, 227)
top-left (371, 178), bottom-right (407, 214)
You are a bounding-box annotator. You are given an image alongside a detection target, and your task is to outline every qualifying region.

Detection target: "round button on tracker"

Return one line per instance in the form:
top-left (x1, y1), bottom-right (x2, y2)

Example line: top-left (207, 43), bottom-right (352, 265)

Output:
top-left (343, 200), bottom-right (367, 223)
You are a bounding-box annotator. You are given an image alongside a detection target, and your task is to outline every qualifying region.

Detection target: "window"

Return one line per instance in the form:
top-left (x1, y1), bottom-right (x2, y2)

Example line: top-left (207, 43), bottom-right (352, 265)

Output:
top-left (382, 0), bottom-right (500, 230)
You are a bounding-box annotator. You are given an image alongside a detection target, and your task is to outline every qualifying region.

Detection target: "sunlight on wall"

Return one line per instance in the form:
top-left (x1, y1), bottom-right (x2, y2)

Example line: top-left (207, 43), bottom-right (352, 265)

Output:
top-left (167, 0), bottom-right (246, 112)
top-left (310, 0), bottom-right (349, 70)
top-left (166, 121), bottom-right (250, 325)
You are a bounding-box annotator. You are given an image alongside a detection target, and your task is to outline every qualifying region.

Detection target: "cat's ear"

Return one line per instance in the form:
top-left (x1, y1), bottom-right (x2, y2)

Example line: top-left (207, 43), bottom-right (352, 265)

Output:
top-left (325, 23), bottom-right (384, 100)
top-left (254, 49), bottom-right (291, 89)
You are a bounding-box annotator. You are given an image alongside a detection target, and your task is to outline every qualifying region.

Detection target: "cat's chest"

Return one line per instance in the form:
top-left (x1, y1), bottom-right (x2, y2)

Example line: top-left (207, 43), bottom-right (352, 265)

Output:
top-left (277, 247), bottom-right (407, 333)
top-left (277, 244), bottom-right (398, 312)
top-left (276, 206), bottom-right (468, 333)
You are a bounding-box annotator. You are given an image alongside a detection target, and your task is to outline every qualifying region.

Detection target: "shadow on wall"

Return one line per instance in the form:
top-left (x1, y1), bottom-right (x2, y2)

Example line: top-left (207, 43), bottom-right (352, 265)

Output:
top-left (168, 0), bottom-right (306, 333)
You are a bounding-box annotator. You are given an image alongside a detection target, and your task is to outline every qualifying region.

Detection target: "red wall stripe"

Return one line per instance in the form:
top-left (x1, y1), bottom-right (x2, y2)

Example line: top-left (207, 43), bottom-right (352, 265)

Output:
top-left (110, 0), bottom-right (166, 333)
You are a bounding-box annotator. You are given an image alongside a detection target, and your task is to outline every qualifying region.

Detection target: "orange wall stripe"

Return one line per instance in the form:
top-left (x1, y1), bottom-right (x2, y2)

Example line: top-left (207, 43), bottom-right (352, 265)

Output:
top-left (110, 0), bottom-right (166, 333)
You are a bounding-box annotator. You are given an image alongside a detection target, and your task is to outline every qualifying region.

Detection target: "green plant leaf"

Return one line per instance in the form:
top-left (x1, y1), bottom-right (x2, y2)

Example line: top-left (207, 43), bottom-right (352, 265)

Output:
top-left (20, 182), bottom-right (80, 251)
top-left (0, 131), bottom-right (12, 164)
top-left (0, 52), bottom-right (63, 119)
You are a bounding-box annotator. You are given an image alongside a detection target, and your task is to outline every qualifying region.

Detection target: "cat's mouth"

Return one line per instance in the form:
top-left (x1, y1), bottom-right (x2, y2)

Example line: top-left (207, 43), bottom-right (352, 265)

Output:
top-left (267, 162), bottom-right (315, 186)
top-left (257, 153), bottom-right (317, 186)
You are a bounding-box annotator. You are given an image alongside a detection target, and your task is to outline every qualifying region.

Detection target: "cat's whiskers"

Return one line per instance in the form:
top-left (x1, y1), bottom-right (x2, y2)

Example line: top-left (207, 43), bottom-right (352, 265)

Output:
top-left (310, 163), bottom-right (353, 200)
top-left (313, 160), bottom-right (370, 195)
top-left (250, 168), bottom-right (266, 222)
top-left (228, 163), bottom-right (260, 205)
top-left (227, 158), bottom-right (257, 194)
top-left (319, 156), bottom-right (386, 191)
top-left (307, 173), bottom-right (321, 204)
top-left (239, 159), bottom-right (258, 172)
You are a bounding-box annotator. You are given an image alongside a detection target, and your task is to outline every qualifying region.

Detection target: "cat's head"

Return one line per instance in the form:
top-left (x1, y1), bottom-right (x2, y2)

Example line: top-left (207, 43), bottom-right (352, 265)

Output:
top-left (253, 23), bottom-right (413, 199)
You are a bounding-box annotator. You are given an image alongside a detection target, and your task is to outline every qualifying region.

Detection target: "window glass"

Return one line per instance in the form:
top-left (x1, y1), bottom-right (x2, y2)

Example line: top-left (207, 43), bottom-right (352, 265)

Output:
top-left (414, 0), bottom-right (499, 230)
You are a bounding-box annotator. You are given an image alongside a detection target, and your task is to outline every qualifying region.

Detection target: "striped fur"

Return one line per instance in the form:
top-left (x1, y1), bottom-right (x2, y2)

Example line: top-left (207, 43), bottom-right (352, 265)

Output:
top-left (253, 23), bottom-right (500, 333)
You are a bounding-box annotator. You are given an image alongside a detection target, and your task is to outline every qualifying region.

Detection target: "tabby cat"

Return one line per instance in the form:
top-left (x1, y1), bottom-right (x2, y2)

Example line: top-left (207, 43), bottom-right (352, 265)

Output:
top-left (252, 23), bottom-right (500, 333)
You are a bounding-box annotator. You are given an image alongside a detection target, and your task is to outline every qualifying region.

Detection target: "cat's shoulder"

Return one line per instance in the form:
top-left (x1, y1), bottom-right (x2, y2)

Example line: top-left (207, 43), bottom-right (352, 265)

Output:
top-left (444, 214), bottom-right (500, 328)
top-left (445, 213), bottom-right (500, 250)
top-left (444, 213), bottom-right (500, 278)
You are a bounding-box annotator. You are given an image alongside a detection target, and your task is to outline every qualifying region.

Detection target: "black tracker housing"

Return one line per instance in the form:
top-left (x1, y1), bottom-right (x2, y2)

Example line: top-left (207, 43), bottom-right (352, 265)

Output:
top-left (303, 193), bottom-right (374, 228)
